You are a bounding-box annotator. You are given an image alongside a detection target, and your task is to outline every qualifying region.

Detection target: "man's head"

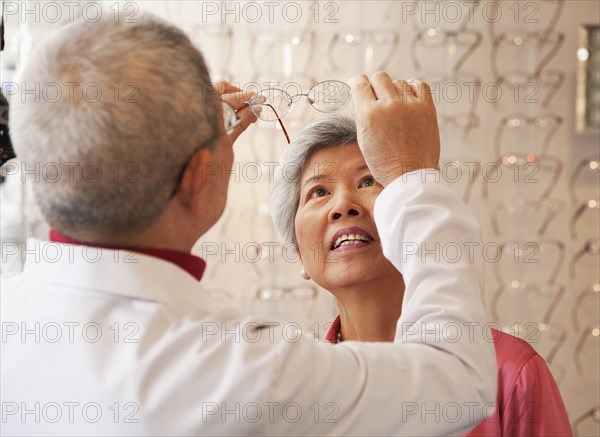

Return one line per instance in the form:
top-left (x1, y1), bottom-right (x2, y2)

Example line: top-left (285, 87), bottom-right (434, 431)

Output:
top-left (10, 12), bottom-right (223, 243)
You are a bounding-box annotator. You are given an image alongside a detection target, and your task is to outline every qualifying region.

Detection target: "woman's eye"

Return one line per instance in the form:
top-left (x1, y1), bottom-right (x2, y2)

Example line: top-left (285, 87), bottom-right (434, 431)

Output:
top-left (310, 187), bottom-right (328, 198)
top-left (360, 176), bottom-right (376, 188)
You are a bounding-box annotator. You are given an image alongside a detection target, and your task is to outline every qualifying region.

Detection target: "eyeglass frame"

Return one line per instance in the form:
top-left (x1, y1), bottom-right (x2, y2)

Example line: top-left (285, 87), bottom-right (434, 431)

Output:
top-left (570, 199), bottom-right (600, 240)
top-left (328, 28), bottom-right (400, 73)
top-left (493, 113), bottom-right (563, 157)
top-left (410, 27), bottom-right (483, 73)
top-left (249, 30), bottom-right (316, 80)
top-left (491, 198), bottom-right (563, 237)
top-left (247, 80), bottom-right (351, 144)
top-left (571, 283), bottom-right (600, 332)
top-left (488, 0), bottom-right (566, 47)
top-left (571, 406), bottom-right (600, 436)
top-left (492, 238), bottom-right (565, 287)
top-left (569, 237), bottom-right (600, 280)
top-left (490, 29), bottom-right (565, 80)
top-left (490, 282), bottom-right (565, 325)
top-left (481, 152), bottom-right (564, 202)
top-left (492, 68), bottom-right (565, 108)
top-left (573, 320), bottom-right (600, 374)
top-left (569, 154), bottom-right (599, 205)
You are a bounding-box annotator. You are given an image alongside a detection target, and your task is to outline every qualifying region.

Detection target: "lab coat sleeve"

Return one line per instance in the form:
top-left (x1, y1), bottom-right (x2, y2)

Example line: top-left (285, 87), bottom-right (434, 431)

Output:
top-left (267, 169), bottom-right (497, 436)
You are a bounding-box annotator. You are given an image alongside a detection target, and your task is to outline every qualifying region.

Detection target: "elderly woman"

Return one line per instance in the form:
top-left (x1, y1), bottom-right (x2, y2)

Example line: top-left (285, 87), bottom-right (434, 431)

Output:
top-left (271, 114), bottom-right (572, 436)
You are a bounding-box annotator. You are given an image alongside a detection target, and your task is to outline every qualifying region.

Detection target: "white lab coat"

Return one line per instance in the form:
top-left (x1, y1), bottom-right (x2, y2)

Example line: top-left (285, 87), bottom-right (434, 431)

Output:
top-left (1, 170), bottom-right (496, 436)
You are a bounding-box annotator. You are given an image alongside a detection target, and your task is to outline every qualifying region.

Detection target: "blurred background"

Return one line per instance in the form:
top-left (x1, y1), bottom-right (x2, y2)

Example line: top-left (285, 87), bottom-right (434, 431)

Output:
top-left (1, 1), bottom-right (598, 434)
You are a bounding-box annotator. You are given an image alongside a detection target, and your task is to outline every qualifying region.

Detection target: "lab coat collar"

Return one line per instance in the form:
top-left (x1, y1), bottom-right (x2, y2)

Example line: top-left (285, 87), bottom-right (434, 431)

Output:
top-left (22, 239), bottom-right (211, 311)
top-left (49, 229), bottom-right (207, 281)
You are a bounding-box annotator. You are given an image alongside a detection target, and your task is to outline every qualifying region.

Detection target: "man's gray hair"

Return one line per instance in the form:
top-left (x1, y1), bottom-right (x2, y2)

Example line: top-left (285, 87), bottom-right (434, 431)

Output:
top-left (270, 114), bottom-right (358, 246)
top-left (10, 12), bottom-right (219, 239)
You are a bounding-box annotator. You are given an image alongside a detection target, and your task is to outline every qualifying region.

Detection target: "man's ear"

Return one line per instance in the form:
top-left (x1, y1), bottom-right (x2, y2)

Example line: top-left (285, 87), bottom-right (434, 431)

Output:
top-left (174, 148), bottom-right (215, 213)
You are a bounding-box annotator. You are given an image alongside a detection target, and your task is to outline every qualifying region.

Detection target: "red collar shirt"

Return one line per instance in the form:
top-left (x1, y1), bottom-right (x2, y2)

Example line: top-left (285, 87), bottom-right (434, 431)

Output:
top-left (325, 317), bottom-right (572, 436)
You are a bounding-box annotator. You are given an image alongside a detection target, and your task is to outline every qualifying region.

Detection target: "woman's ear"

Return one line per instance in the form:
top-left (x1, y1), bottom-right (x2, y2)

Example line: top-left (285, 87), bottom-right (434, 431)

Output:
top-left (295, 244), bottom-right (312, 280)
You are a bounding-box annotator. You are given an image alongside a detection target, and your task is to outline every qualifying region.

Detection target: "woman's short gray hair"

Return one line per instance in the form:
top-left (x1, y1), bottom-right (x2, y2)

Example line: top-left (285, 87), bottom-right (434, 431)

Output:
top-left (270, 114), bottom-right (358, 246)
top-left (10, 11), bottom-right (219, 239)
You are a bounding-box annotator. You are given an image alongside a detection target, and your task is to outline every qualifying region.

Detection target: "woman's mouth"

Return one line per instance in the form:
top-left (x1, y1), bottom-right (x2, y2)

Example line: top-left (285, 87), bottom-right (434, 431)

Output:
top-left (330, 227), bottom-right (375, 251)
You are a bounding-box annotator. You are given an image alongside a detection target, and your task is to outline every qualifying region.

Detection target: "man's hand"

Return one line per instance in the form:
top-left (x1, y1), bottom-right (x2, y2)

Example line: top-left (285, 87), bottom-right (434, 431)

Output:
top-left (349, 72), bottom-right (440, 186)
top-left (213, 80), bottom-right (257, 144)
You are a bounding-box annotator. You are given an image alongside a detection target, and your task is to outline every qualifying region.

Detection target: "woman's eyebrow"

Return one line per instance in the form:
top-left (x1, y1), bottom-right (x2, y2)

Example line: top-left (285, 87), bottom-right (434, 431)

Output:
top-left (301, 164), bottom-right (371, 187)
top-left (301, 173), bottom-right (331, 188)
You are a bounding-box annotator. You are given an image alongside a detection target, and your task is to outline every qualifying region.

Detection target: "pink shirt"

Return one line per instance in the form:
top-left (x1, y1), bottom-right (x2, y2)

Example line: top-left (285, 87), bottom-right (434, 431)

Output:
top-left (325, 317), bottom-right (572, 436)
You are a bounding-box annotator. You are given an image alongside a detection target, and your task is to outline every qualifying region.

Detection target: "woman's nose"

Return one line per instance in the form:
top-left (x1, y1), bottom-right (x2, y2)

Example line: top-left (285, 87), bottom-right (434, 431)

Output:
top-left (328, 194), bottom-right (364, 222)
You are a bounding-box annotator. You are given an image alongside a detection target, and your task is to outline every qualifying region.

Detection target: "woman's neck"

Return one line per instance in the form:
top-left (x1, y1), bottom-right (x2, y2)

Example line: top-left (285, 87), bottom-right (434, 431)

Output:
top-left (334, 273), bottom-right (405, 343)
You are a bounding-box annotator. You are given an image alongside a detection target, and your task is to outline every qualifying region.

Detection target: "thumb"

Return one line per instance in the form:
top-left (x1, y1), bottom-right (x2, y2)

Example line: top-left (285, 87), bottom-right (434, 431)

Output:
top-left (226, 105), bottom-right (257, 144)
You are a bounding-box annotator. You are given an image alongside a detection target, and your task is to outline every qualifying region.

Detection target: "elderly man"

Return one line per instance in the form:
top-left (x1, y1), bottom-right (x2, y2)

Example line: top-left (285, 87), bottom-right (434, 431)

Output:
top-left (1, 12), bottom-right (496, 436)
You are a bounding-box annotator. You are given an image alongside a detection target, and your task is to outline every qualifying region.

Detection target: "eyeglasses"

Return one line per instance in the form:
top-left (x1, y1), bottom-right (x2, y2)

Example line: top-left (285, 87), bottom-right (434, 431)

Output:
top-left (208, 288), bottom-right (234, 310)
top-left (328, 29), bottom-right (400, 74)
top-left (493, 239), bottom-right (565, 288)
top-left (573, 320), bottom-right (600, 374)
top-left (572, 406), bottom-right (600, 437)
top-left (502, 322), bottom-right (565, 364)
top-left (494, 113), bottom-right (563, 157)
top-left (570, 237), bottom-right (600, 280)
top-left (493, 69), bottom-right (565, 108)
top-left (188, 24), bottom-right (234, 82)
top-left (247, 80), bottom-right (351, 144)
top-left (571, 283), bottom-right (600, 332)
top-left (249, 30), bottom-right (316, 79)
top-left (569, 155), bottom-right (599, 205)
top-left (438, 159), bottom-right (481, 204)
top-left (255, 284), bottom-right (317, 302)
top-left (491, 30), bottom-right (564, 79)
top-left (491, 198), bottom-right (563, 237)
top-left (437, 113), bottom-right (480, 143)
top-left (411, 28), bottom-right (482, 72)
top-left (391, 1), bottom-right (481, 33)
top-left (481, 153), bottom-right (564, 203)
top-left (491, 282), bottom-right (564, 326)
top-left (570, 199), bottom-right (600, 239)
top-left (488, 1), bottom-right (565, 45)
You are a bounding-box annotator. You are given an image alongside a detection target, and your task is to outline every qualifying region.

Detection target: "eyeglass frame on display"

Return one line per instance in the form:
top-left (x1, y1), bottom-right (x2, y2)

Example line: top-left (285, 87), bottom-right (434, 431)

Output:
top-left (571, 283), bottom-right (600, 333)
top-left (328, 28), bottom-right (400, 74)
top-left (493, 113), bottom-right (563, 157)
top-left (481, 152), bottom-right (564, 203)
top-left (569, 237), bottom-right (600, 280)
top-left (410, 27), bottom-right (482, 73)
top-left (569, 155), bottom-right (599, 206)
top-left (492, 238), bottom-right (565, 288)
top-left (573, 320), bottom-right (600, 374)
top-left (490, 282), bottom-right (565, 325)
top-left (490, 29), bottom-right (565, 80)
top-left (570, 199), bottom-right (600, 240)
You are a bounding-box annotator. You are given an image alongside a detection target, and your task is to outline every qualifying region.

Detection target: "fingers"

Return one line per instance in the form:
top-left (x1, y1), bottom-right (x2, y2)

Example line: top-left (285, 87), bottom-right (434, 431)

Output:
top-left (348, 74), bottom-right (376, 109)
top-left (406, 78), bottom-right (433, 105)
top-left (213, 80), bottom-right (241, 95)
top-left (370, 71), bottom-right (398, 100)
top-left (226, 105), bottom-right (257, 143)
top-left (350, 73), bottom-right (431, 105)
top-left (214, 80), bottom-right (255, 110)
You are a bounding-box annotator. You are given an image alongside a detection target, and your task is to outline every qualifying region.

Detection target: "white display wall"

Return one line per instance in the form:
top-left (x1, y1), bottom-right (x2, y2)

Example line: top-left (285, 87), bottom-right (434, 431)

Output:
top-left (1, 1), bottom-right (598, 434)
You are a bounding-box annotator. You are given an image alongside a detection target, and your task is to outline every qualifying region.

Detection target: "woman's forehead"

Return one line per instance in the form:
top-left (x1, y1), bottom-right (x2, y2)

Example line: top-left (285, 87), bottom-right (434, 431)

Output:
top-left (303, 142), bottom-right (364, 174)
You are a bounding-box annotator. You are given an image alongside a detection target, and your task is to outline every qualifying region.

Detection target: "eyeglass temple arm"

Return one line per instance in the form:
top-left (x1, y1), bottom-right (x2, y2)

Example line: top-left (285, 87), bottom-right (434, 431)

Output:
top-left (263, 103), bottom-right (291, 144)
top-left (454, 30), bottom-right (483, 73)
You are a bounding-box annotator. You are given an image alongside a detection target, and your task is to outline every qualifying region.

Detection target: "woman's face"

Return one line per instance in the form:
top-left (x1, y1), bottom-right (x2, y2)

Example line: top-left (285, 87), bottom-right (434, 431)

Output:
top-left (294, 142), bottom-right (396, 290)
